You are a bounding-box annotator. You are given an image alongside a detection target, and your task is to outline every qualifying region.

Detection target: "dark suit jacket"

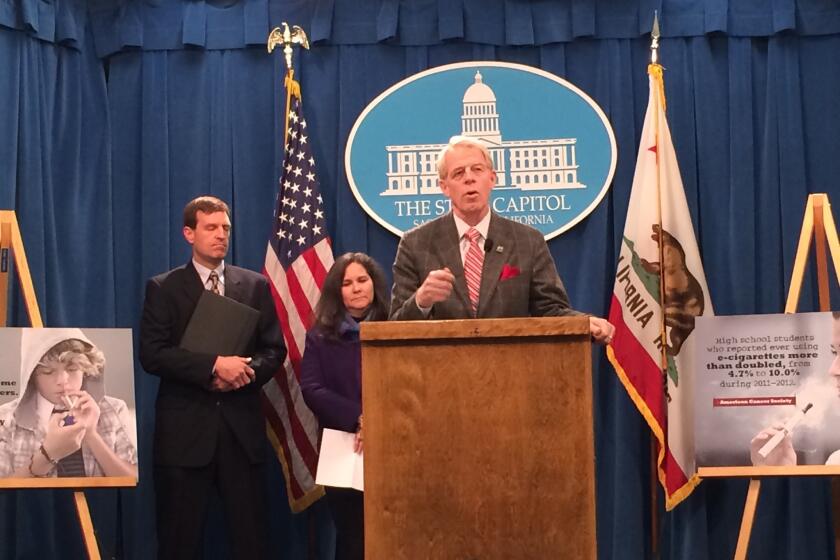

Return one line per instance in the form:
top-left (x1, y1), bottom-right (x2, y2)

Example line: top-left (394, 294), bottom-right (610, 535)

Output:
top-left (139, 262), bottom-right (285, 467)
top-left (389, 212), bottom-right (581, 320)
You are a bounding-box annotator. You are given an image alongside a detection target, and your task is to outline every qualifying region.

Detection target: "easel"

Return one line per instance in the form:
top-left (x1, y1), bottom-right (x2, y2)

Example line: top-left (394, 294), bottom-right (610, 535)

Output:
top-left (696, 194), bottom-right (840, 559)
top-left (0, 211), bottom-right (136, 559)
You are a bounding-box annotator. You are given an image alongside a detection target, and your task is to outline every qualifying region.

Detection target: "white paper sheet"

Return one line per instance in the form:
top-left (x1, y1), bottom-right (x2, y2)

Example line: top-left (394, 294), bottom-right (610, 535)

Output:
top-left (315, 428), bottom-right (364, 491)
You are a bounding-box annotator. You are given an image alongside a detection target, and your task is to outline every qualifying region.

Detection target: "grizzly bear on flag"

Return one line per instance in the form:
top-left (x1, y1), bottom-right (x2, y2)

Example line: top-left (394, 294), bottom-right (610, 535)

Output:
top-left (640, 224), bottom-right (705, 356)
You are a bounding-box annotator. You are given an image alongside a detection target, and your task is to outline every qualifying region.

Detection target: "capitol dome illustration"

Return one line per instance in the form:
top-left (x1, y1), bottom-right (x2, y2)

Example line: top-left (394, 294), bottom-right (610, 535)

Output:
top-left (383, 70), bottom-right (583, 196)
top-left (463, 71), bottom-right (496, 103)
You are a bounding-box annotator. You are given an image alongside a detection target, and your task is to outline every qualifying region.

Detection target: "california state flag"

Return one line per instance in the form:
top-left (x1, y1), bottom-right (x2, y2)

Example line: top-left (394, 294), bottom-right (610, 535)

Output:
top-left (607, 63), bottom-right (714, 510)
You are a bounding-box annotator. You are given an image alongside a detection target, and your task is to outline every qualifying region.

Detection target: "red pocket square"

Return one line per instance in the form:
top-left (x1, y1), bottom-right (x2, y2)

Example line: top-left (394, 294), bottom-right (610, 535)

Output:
top-left (499, 264), bottom-right (520, 281)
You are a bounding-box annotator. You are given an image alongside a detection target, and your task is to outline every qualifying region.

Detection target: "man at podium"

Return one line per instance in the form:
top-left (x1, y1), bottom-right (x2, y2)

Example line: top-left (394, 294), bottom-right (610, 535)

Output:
top-left (389, 136), bottom-right (614, 344)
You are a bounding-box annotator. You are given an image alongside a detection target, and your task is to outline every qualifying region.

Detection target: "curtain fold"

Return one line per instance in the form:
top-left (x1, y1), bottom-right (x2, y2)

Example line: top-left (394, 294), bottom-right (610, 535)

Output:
top-left (0, 0), bottom-right (87, 47)
top-left (88, 0), bottom-right (840, 57)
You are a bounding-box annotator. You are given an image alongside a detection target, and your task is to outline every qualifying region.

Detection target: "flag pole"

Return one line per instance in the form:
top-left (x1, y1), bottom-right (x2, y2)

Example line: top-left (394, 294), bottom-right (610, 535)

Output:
top-left (264, 20), bottom-right (328, 524)
top-left (268, 23), bottom-right (310, 148)
top-left (649, 11), bottom-right (671, 404)
top-left (650, 11), bottom-right (660, 65)
top-left (649, 12), bottom-right (664, 557)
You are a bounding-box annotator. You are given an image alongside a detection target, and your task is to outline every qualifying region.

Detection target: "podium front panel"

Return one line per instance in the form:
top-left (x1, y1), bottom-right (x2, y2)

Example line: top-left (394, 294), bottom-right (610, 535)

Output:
top-left (361, 317), bottom-right (596, 560)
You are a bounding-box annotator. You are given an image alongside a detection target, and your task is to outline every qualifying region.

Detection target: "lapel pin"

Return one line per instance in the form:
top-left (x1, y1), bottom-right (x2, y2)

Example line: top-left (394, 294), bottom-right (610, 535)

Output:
top-left (496, 245), bottom-right (504, 253)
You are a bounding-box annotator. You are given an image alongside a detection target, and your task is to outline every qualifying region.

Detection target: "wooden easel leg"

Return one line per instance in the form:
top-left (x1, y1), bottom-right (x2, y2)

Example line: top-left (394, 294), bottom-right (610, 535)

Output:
top-left (0, 210), bottom-right (43, 327)
top-left (813, 197), bottom-right (831, 310)
top-left (734, 479), bottom-right (761, 560)
top-left (0, 221), bottom-right (10, 327)
top-left (785, 194), bottom-right (840, 558)
top-left (822, 197), bottom-right (840, 281)
top-left (73, 491), bottom-right (101, 560)
top-left (785, 196), bottom-right (816, 313)
top-left (810, 197), bottom-right (840, 560)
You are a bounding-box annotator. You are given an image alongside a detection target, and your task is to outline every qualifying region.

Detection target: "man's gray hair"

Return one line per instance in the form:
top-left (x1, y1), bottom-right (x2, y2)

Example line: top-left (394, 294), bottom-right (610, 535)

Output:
top-left (436, 136), bottom-right (494, 179)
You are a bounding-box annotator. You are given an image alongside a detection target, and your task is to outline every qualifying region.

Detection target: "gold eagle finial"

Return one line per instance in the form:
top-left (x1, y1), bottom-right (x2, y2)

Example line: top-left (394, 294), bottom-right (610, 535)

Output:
top-left (267, 23), bottom-right (310, 70)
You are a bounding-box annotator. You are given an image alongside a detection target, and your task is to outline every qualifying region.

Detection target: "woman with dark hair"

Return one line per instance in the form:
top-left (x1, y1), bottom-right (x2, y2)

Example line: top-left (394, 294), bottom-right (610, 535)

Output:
top-left (301, 252), bottom-right (389, 560)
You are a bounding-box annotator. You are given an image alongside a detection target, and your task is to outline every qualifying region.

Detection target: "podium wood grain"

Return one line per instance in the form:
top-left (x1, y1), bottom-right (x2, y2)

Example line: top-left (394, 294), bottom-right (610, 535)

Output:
top-left (361, 317), bottom-right (596, 560)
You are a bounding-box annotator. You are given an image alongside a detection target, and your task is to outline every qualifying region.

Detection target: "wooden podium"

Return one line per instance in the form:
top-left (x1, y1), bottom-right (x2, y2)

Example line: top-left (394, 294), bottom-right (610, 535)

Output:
top-left (360, 316), bottom-right (597, 559)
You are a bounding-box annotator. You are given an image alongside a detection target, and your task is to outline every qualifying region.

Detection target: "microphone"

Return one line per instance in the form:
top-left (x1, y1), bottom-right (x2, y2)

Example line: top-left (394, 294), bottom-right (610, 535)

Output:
top-left (483, 238), bottom-right (494, 253)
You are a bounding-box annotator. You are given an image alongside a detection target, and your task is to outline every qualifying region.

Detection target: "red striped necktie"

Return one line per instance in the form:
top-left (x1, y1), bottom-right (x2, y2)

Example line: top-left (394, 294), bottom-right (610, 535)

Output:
top-left (463, 228), bottom-right (484, 316)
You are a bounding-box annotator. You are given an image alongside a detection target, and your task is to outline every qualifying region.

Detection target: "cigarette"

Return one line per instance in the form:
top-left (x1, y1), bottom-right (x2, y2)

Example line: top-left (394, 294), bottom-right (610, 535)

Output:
top-left (758, 402), bottom-right (813, 459)
top-left (61, 395), bottom-right (77, 410)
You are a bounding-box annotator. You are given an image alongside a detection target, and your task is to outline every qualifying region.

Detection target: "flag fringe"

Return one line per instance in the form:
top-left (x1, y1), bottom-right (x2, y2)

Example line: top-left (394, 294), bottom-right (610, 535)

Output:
top-left (606, 345), bottom-right (700, 510)
top-left (285, 72), bottom-right (302, 100)
top-left (648, 63), bottom-right (666, 112)
top-left (266, 421), bottom-right (325, 512)
top-left (283, 72), bottom-right (302, 150)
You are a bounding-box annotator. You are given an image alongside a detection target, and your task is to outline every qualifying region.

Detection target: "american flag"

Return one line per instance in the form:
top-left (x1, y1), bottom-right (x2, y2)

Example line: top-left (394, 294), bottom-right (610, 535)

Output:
top-left (262, 87), bottom-right (332, 512)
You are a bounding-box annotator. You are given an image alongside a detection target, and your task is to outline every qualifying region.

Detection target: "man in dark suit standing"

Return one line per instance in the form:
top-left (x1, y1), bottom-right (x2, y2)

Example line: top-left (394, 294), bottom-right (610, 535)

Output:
top-left (140, 196), bottom-right (285, 560)
top-left (390, 136), bottom-right (615, 342)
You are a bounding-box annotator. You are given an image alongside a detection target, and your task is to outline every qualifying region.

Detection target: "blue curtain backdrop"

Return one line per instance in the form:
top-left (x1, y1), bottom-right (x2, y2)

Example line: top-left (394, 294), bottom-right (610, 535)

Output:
top-left (1, 0), bottom-right (840, 558)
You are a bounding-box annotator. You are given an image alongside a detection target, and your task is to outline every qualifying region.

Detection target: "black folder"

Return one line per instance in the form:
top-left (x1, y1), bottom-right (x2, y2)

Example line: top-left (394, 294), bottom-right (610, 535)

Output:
top-left (179, 291), bottom-right (260, 355)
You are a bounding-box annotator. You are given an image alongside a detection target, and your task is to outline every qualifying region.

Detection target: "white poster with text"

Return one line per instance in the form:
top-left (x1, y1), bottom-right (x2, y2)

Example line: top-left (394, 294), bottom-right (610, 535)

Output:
top-left (695, 312), bottom-right (840, 468)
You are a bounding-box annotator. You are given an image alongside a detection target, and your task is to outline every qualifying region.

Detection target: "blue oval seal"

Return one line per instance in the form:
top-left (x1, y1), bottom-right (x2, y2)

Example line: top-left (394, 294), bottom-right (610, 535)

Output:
top-left (345, 62), bottom-right (617, 240)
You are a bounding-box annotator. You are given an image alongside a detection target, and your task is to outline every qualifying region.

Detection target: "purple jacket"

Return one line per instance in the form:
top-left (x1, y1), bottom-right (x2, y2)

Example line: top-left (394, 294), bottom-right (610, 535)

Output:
top-left (300, 317), bottom-right (362, 432)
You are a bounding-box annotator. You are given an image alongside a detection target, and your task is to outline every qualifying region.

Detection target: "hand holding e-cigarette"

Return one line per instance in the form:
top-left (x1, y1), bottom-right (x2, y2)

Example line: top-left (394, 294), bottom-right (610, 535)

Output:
top-left (758, 403), bottom-right (813, 459)
top-left (749, 403), bottom-right (813, 466)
